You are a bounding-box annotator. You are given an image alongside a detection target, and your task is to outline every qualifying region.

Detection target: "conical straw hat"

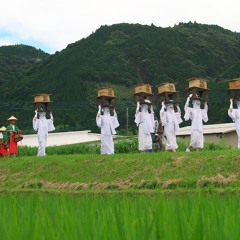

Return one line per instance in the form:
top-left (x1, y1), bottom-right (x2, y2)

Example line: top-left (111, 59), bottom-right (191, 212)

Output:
top-left (7, 116), bottom-right (18, 121)
top-left (0, 126), bottom-right (6, 131)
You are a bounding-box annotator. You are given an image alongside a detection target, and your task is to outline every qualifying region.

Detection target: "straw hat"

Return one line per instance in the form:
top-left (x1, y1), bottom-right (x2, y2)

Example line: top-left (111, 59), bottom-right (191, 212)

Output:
top-left (7, 116), bottom-right (18, 121)
top-left (0, 126), bottom-right (6, 132)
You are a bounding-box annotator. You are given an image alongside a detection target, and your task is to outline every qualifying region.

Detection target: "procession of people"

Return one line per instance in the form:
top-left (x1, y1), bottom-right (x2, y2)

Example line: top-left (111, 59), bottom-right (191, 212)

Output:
top-left (2, 78), bottom-right (240, 157)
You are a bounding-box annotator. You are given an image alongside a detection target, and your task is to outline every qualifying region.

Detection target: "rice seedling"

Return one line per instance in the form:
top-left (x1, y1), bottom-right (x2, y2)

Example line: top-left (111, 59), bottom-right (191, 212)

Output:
top-left (0, 193), bottom-right (240, 240)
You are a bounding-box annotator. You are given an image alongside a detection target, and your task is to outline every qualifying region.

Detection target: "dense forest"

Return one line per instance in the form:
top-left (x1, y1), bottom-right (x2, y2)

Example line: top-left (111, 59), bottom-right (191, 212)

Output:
top-left (0, 22), bottom-right (240, 134)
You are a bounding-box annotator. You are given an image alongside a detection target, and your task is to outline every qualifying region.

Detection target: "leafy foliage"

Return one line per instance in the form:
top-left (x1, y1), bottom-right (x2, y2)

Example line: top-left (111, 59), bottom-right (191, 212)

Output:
top-left (0, 22), bottom-right (240, 132)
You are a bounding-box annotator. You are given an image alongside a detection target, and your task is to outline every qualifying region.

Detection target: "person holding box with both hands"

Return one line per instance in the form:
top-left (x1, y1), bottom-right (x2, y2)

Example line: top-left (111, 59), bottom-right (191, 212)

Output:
top-left (184, 94), bottom-right (208, 152)
top-left (135, 100), bottom-right (155, 153)
top-left (96, 105), bottom-right (120, 154)
top-left (160, 101), bottom-right (182, 152)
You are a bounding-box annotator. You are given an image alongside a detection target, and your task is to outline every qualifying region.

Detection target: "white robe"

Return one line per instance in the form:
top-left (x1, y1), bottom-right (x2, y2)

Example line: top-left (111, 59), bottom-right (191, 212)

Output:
top-left (184, 101), bottom-right (208, 149)
top-left (135, 104), bottom-right (154, 151)
top-left (160, 105), bottom-right (182, 150)
top-left (33, 113), bottom-right (55, 156)
top-left (96, 109), bottom-right (119, 154)
top-left (228, 106), bottom-right (240, 148)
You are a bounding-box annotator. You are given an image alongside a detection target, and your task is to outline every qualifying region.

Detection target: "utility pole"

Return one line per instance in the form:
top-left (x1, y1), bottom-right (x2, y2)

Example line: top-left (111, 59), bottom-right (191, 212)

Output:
top-left (126, 107), bottom-right (129, 135)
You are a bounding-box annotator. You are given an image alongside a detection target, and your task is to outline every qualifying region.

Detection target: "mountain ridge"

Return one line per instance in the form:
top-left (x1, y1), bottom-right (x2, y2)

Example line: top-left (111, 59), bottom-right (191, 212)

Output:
top-left (0, 22), bottom-right (240, 133)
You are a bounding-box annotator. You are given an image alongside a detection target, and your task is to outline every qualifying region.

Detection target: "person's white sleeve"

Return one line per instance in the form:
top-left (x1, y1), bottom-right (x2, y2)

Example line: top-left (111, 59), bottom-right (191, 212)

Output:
top-left (150, 105), bottom-right (154, 114)
top-left (47, 119), bottom-right (55, 132)
top-left (98, 105), bottom-right (101, 115)
top-left (228, 109), bottom-right (237, 121)
top-left (229, 99), bottom-right (233, 109)
top-left (204, 102), bottom-right (208, 111)
top-left (185, 97), bottom-right (190, 107)
top-left (134, 112), bottom-right (141, 126)
top-left (202, 109), bottom-right (208, 123)
top-left (136, 102), bottom-right (140, 112)
top-left (33, 118), bottom-right (39, 131)
top-left (176, 105), bottom-right (181, 115)
top-left (34, 110), bottom-right (38, 119)
top-left (175, 112), bottom-right (183, 124)
top-left (184, 106), bottom-right (192, 121)
top-left (50, 112), bottom-right (53, 120)
top-left (160, 108), bottom-right (166, 126)
top-left (113, 115), bottom-right (120, 129)
top-left (96, 115), bottom-right (102, 128)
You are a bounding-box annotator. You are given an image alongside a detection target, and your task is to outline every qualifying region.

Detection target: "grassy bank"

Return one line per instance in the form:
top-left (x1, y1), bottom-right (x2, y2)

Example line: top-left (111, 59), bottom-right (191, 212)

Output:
top-left (1, 148), bottom-right (240, 193)
top-left (2, 144), bottom-right (240, 239)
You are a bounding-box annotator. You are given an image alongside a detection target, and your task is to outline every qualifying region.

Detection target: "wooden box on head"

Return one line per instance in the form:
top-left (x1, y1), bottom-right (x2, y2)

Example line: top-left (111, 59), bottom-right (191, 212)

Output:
top-left (33, 94), bottom-right (52, 112)
top-left (133, 84), bottom-right (154, 105)
top-left (96, 87), bottom-right (118, 109)
top-left (157, 83), bottom-right (179, 105)
top-left (186, 77), bottom-right (209, 102)
top-left (227, 78), bottom-right (240, 101)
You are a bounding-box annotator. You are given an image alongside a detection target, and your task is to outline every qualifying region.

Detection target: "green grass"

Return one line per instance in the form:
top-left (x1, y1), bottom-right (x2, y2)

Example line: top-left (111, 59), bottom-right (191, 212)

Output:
top-left (1, 141), bottom-right (240, 239)
top-left (0, 193), bottom-right (240, 240)
top-left (1, 148), bottom-right (240, 192)
top-left (17, 138), bottom-right (233, 157)
top-left (17, 138), bottom-right (139, 156)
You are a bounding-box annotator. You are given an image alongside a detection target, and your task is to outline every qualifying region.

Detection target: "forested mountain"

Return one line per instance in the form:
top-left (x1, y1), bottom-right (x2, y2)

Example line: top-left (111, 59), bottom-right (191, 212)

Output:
top-left (0, 45), bottom-right (49, 84)
top-left (1, 22), bottom-right (240, 133)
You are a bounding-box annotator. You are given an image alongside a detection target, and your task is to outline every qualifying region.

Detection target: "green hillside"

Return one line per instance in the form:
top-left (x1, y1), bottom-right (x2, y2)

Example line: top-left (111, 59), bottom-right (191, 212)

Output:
top-left (0, 22), bottom-right (240, 133)
top-left (0, 44), bottom-right (49, 84)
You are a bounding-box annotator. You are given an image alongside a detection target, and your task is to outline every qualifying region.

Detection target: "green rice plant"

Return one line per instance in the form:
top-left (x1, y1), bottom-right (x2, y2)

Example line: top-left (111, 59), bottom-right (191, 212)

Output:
top-left (17, 139), bottom-right (139, 156)
top-left (114, 138), bottom-right (138, 154)
top-left (17, 146), bottom-right (38, 156)
top-left (0, 193), bottom-right (240, 240)
top-left (17, 137), bottom-right (233, 157)
top-left (18, 143), bottom-right (100, 156)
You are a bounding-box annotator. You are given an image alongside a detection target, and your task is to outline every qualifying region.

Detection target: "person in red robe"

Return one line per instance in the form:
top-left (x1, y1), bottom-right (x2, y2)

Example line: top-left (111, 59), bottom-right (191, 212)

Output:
top-left (0, 126), bottom-right (8, 157)
top-left (4, 116), bottom-right (22, 157)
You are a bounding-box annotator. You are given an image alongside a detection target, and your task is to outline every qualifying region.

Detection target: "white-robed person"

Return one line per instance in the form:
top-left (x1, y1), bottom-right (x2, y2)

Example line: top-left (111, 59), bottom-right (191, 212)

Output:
top-left (135, 100), bottom-right (155, 152)
top-left (33, 109), bottom-right (55, 156)
top-left (160, 101), bottom-right (182, 152)
top-left (228, 99), bottom-right (240, 148)
top-left (184, 94), bottom-right (208, 152)
top-left (96, 105), bottom-right (120, 154)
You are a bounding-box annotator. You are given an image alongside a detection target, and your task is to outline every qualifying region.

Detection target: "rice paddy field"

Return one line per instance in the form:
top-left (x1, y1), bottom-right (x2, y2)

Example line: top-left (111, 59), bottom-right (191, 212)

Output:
top-left (1, 141), bottom-right (240, 239)
top-left (1, 193), bottom-right (240, 240)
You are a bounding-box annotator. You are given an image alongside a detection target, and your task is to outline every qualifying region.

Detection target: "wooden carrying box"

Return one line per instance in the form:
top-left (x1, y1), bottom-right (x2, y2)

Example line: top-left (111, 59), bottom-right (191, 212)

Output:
top-left (229, 79), bottom-right (240, 90)
top-left (97, 88), bottom-right (114, 97)
top-left (134, 84), bottom-right (152, 94)
top-left (157, 83), bottom-right (176, 94)
top-left (33, 94), bottom-right (51, 103)
top-left (187, 78), bottom-right (208, 89)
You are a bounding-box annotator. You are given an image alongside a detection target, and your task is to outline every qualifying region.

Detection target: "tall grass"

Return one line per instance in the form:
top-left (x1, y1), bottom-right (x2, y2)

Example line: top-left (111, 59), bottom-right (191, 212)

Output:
top-left (0, 193), bottom-right (240, 240)
top-left (17, 138), bottom-right (232, 157)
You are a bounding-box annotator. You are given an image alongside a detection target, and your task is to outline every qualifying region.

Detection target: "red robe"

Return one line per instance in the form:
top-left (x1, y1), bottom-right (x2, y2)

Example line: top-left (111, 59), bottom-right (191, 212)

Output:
top-left (0, 143), bottom-right (8, 157)
top-left (9, 134), bottom-right (18, 155)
